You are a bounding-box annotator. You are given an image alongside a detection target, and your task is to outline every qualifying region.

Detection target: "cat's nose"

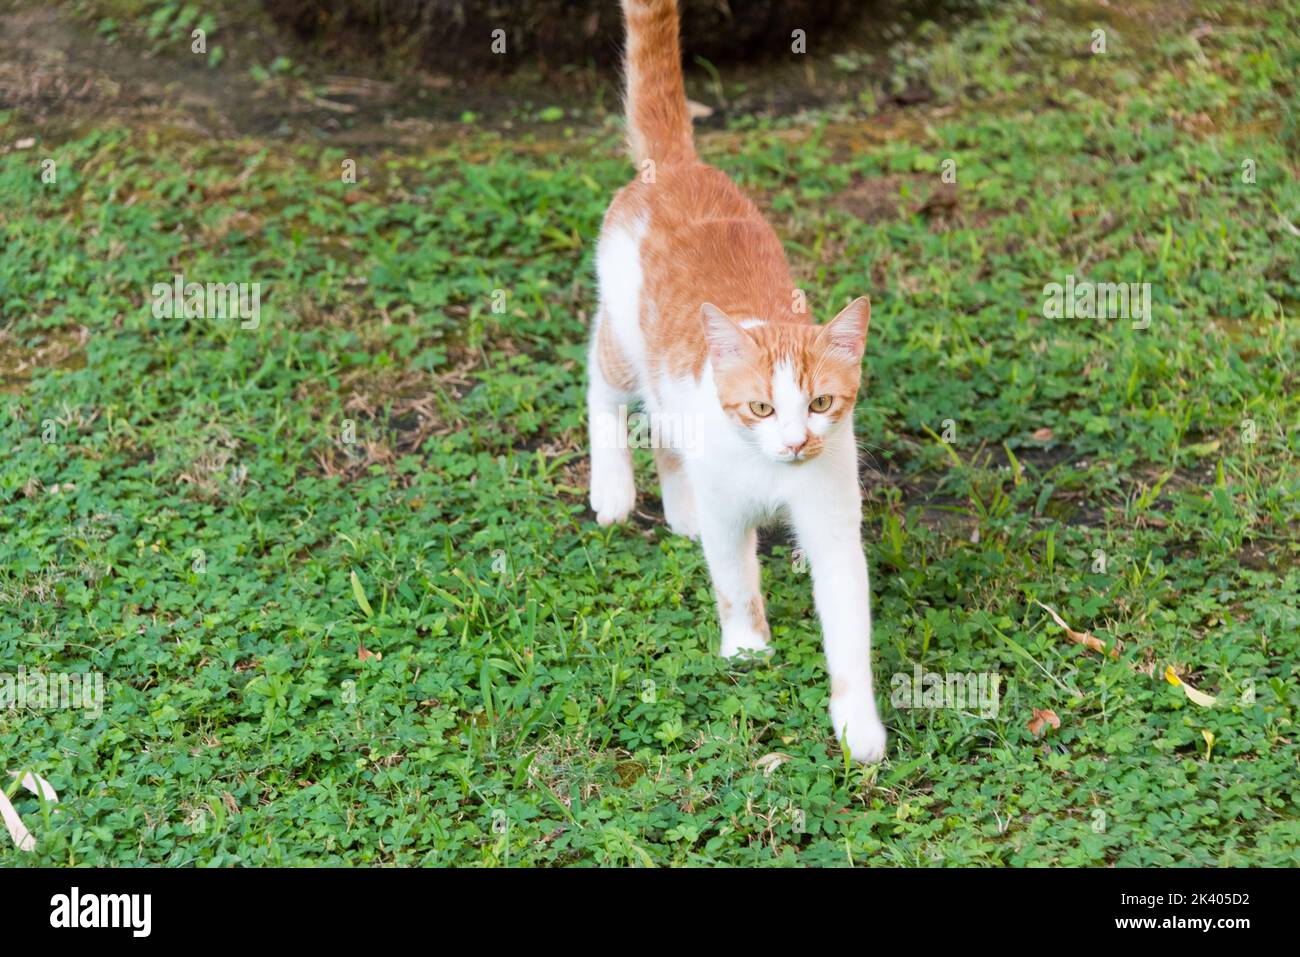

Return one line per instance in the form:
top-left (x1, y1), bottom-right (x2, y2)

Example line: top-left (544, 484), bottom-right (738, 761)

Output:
top-left (785, 438), bottom-right (807, 456)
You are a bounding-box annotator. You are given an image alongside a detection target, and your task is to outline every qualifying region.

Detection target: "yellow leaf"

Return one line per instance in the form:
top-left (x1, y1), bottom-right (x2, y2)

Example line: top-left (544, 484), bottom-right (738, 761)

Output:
top-left (1166, 666), bottom-right (1217, 706)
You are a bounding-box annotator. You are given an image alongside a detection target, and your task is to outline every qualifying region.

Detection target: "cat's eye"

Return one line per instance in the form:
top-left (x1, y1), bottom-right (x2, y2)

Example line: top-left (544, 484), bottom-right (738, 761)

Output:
top-left (749, 400), bottom-right (774, 418)
top-left (809, 395), bottom-right (833, 413)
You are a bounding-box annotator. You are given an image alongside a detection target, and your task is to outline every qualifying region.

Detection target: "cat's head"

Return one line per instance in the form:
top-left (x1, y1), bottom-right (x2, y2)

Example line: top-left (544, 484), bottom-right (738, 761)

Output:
top-left (702, 297), bottom-right (869, 464)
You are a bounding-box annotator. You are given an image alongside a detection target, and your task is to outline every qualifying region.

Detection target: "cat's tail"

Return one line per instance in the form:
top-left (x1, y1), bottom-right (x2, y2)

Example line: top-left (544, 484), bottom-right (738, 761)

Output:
top-left (621, 0), bottom-right (695, 167)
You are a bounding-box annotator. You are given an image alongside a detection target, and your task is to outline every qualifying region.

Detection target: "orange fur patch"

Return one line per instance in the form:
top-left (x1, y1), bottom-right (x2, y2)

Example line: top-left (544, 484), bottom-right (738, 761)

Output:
top-left (596, 312), bottom-right (638, 393)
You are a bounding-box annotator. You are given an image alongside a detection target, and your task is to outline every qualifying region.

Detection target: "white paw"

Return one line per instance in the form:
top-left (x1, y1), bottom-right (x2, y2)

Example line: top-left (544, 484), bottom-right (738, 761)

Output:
top-left (663, 493), bottom-right (699, 539)
top-left (659, 470), bottom-right (699, 539)
top-left (590, 454), bottom-right (635, 526)
top-left (668, 518), bottom-right (700, 540)
top-left (830, 693), bottom-right (887, 763)
top-left (720, 624), bottom-right (771, 659)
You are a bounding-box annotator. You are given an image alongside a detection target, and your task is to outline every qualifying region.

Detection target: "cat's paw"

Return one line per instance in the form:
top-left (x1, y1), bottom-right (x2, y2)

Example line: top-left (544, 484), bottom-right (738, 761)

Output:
top-left (663, 495), bottom-right (699, 539)
top-left (720, 624), bottom-right (771, 658)
top-left (590, 455), bottom-right (636, 526)
top-left (659, 471), bottom-right (699, 539)
top-left (668, 518), bottom-right (699, 540)
top-left (830, 694), bottom-right (887, 763)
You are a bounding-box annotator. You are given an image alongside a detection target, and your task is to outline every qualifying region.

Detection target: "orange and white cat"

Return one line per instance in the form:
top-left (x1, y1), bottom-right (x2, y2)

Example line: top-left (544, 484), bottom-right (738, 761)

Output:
top-left (587, 0), bottom-right (886, 762)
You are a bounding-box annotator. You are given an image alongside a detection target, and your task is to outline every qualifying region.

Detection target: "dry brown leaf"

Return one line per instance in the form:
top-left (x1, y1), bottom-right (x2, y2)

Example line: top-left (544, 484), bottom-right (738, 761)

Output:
top-left (1, 770), bottom-right (59, 852)
top-left (1027, 708), bottom-right (1061, 736)
top-left (753, 752), bottom-right (793, 776)
top-left (358, 643), bottom-right (381, 662)
top-left (1033, 599), bottom-right (1118, 658)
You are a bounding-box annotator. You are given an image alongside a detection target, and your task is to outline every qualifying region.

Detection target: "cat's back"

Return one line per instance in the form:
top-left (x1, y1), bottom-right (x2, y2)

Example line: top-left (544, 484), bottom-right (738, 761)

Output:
top-left (604, 160), bottom-right (764, 236)
top-left (598, 161), bottom-right (799, 382)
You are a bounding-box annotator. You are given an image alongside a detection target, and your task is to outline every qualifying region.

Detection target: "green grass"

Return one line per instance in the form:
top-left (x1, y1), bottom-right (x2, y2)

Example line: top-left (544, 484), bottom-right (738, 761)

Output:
top-left (2, 0), bottom-right (1298, 866)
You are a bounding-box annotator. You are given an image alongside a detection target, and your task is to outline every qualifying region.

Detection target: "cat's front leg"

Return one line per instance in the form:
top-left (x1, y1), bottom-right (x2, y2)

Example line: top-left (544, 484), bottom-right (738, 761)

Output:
top-left (653, 446), bottom-right (699, 538)
top-left (697, 504), bottom-right (770, 657)
top-left (788, 470), bottom-right (887, 763)
top-left (587, 310), bottom-right (637, 526)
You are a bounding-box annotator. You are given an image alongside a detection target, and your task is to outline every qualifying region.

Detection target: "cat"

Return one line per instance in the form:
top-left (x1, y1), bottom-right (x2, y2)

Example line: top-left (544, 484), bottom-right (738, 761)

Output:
top-left (587, 0), bottom-right (887, 763)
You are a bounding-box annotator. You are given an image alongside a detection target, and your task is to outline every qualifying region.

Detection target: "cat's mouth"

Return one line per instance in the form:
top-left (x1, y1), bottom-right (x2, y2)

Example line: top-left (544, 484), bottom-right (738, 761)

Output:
top-left (776, 448), bottom-right (818, 464)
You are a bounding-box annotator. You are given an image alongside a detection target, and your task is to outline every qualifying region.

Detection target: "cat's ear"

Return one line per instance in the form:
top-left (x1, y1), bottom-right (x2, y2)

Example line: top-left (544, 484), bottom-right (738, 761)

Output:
top-left (701, 303), bottom-right (756, 369)
top-left (816, 296), bottom-right (870, 363)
